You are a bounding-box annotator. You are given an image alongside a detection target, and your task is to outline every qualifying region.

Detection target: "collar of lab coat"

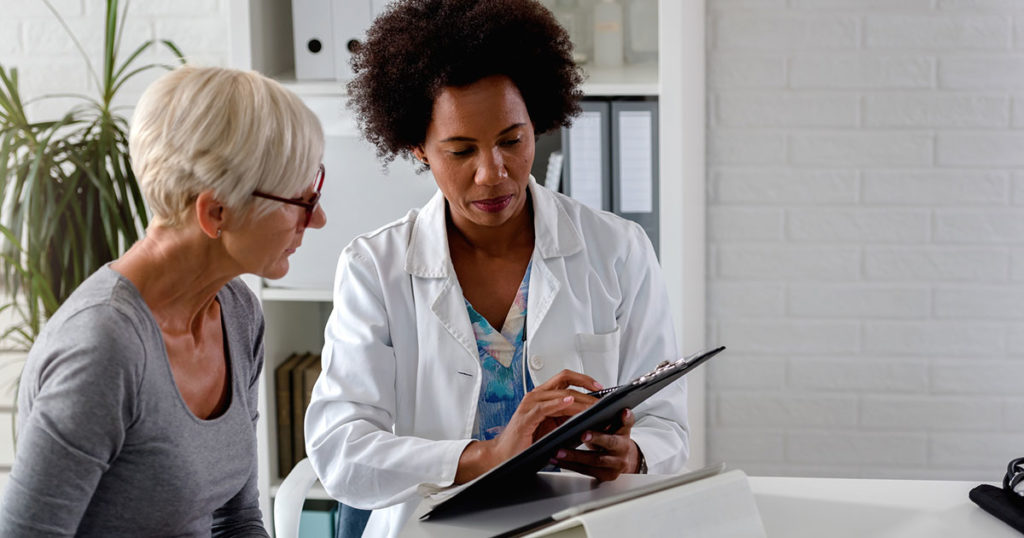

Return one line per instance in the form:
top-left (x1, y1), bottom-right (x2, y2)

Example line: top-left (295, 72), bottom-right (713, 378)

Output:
top-left (404, 176), bottom-right (584, 278)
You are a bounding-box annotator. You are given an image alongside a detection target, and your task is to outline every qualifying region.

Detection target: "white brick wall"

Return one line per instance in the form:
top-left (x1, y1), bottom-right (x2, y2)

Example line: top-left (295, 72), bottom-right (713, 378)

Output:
top-left (0, 0), bottom-right (231, 488)
top-left (2, 0), bottom-right (230, 120)
top-left (708, 0), bottom-right (1024, 480)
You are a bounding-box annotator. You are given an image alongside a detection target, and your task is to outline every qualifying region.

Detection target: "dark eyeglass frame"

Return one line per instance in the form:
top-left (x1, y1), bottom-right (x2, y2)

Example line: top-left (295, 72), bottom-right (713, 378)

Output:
top-left (1004, 456), bottom-right (1024, 495)
top-left (252, 163), bottom-right (325, 227)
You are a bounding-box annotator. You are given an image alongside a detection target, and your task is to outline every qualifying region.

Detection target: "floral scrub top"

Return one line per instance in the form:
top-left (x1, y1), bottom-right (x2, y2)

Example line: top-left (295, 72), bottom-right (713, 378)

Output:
top-left (467, 262), bottom-right (535, 441)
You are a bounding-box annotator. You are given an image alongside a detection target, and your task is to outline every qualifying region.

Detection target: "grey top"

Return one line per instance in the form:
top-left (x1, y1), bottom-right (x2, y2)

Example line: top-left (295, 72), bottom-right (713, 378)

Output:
top-left (0, 266), bottom-right (269, 537)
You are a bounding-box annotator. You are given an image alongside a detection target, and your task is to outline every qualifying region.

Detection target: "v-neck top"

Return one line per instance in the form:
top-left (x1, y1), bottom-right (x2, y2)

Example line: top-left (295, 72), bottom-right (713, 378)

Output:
top-left (0, 266), bottom-right (268, 537)
top-left (466, 262), bottom-right (535, 441)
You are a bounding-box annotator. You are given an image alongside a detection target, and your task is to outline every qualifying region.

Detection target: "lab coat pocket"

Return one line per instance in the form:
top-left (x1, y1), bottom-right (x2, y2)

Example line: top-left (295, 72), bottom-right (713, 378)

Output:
top-left (575, 327), bottom-right (621, 388)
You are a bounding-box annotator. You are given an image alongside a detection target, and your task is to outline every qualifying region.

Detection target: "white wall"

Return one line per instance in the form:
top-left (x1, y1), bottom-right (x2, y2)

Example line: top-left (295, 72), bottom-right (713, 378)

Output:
top-left (706, 0), bottom-right (1024, 480)
top-left (0, 0), bottom-right (232, 485)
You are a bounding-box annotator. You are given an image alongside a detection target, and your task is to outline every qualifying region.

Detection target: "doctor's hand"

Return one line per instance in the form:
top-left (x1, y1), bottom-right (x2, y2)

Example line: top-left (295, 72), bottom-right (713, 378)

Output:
top-left (455, 369), bottom-right (602, 484)
top-left (551, 408), bottom-right (640, 482)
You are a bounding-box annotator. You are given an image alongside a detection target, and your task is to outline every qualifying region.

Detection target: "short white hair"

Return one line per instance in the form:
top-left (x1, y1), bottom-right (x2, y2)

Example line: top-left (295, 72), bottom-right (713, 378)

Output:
top-left (129, 65), bottom-right (324, 227)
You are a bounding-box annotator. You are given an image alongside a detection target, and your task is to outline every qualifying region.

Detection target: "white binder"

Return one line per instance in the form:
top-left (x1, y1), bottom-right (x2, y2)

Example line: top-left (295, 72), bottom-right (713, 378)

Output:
top-left (330, 0), bottom-right (374, 80)
top-left (291, 0), bottom-right (337, 80)
top-left (293, 0), bottom-right (395, 81)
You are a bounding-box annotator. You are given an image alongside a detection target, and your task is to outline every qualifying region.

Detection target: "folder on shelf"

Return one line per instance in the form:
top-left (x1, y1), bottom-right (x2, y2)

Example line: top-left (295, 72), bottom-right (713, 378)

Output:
top-left (302, 357), bottom-right (323, 442)
top-left (329, 0), bottom-right (374, 81)
top-left (562, 100), bottom-right (611, 211)
top-left (275, 353), bottom-right (307, 478)
top-left (544, 150), bottom-right (564, 194)
top-left (560, 99), bottom-right (660, 252)
top-left (291, 0), bottom-right (337, 80)
top-left (290, 353), bottom-right (319, 467)
top-left (611, 100), bottom-right (660, 254)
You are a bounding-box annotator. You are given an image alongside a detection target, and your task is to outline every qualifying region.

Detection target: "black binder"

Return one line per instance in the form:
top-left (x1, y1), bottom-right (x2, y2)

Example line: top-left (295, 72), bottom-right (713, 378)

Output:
top-left (421, 346), bottom-right (726, 520)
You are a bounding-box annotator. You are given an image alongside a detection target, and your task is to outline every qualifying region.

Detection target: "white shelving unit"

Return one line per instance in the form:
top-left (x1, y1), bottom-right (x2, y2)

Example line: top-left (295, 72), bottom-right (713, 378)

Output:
top-left (228, 1), bottom-right (705, 533)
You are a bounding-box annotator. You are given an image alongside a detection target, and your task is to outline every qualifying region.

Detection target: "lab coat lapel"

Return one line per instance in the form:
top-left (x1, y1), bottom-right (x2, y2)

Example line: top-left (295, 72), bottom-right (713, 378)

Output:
top-left (525, 179), bottom-right (583, 353)
top-left (429, 278), bottom-right (477, 363)
top-left (526, 256), bottom-right (558, 344)
top-left (406, 191), bottom-right (478, 364)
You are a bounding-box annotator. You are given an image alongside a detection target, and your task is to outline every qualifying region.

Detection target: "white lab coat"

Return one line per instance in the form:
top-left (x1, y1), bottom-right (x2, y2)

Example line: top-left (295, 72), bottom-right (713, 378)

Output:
top-left (305, 179), bottom-right (688, 537)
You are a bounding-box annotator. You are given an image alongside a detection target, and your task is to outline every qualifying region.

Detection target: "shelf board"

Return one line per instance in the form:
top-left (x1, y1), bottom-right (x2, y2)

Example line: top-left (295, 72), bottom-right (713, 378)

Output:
top-left (269, 61), bottom-right (659, 98)
top-left (270, 71), bottom-right (350, 96)
top-left (260, 287), bottom-right (333, 302)
top-left (580, 61), bottom-right (659, 96)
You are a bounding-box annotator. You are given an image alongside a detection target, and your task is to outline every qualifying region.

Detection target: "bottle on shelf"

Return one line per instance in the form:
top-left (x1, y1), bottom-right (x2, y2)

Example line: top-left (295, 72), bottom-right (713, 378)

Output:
top-left (552, 0), bottom-right (591, 64)
top-left (593, 0), bottom-right (624, 68)
top-left (625, 0), bottom-right (658, 64)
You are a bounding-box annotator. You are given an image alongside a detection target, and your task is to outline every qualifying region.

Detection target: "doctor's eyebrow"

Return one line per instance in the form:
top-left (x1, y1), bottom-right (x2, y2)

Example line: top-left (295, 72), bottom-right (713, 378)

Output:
top-left (439, 123), bottom-right (526, 143)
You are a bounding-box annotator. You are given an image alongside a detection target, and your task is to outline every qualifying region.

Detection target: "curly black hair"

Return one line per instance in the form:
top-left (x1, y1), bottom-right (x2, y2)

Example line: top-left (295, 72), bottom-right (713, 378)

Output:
top-left (347, 0), bottom-right (584, 164)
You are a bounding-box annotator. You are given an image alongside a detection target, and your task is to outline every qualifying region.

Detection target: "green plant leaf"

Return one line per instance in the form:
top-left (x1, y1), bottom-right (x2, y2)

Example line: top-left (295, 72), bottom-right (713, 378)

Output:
top-left (103, 0), bottom-right (119, 98)
top-left (110, 62), bottom-right (173, 97)
top-left (111, 40), bottom-right (152, 86)
top-left (42, 0), bottom-right (101, 94)
top-left (1, 0), bottom-right (180, 349)
top-left (160, 39), bottom-right (187, 64)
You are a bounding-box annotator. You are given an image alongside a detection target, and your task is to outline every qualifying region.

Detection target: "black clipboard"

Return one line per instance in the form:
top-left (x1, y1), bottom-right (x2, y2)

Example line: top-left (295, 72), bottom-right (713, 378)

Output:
top-left (421, 345), bottom-right (726, 520)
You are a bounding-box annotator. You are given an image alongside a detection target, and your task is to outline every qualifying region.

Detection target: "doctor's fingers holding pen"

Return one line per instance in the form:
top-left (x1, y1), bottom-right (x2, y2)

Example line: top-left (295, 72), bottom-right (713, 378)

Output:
top-left (505, 369), bottom-right (604, 445)
top-left (455, 369), bottom-right (601, 483)
top-left (505, 369), bottom-right (641, 482)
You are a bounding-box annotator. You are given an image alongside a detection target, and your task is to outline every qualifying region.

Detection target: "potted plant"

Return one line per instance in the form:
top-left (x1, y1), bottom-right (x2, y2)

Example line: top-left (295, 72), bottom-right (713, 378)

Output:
top-left (0, 0), bottom-right (184, 349)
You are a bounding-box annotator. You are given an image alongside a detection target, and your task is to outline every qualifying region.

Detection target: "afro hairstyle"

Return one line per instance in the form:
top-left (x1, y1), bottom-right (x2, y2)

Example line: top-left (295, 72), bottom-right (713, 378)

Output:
top-left (347, 0), bottom-right (584, 164)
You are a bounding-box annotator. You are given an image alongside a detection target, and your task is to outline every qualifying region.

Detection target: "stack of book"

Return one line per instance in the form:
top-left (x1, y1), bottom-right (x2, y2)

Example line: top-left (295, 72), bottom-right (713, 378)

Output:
top-left (275, 352), bottom-right (322, 478)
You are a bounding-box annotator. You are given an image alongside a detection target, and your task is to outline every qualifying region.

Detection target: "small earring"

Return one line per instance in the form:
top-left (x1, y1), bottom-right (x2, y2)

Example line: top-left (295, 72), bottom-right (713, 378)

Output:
top-left (216, 229), bottom-right (222, 238)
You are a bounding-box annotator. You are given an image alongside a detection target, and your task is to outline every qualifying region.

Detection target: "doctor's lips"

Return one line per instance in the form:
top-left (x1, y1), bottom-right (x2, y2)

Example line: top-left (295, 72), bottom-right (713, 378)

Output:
top-left (472, 194), bottom-right (514, 213)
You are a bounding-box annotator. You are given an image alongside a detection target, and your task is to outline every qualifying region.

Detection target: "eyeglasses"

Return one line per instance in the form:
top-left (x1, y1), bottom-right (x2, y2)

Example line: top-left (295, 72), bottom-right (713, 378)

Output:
top-left (1004, 457), bottom-right (1024, 496)
top-left (252, 163), bottom-right (325, 227)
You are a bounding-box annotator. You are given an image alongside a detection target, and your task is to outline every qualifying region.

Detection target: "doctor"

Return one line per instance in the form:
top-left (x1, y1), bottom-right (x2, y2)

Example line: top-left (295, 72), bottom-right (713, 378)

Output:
top-left (304, 0), bottom-right (688, 536)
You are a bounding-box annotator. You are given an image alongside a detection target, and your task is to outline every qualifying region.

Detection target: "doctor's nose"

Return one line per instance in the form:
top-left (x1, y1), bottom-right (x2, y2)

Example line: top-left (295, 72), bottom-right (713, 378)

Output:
top-left (474, 148), bottom-right (509, 186)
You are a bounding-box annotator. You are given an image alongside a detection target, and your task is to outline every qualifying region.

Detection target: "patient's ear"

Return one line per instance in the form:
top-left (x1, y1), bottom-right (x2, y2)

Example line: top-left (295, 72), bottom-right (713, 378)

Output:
top-left (195, 191), bottom-right (225, 239)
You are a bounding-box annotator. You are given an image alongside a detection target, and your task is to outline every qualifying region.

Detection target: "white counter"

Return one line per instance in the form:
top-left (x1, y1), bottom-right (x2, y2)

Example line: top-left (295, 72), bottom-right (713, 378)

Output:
top-left (399, 473), bottom-right (1018, 537)
top-left (751, 476), bottom-right (1015, 537)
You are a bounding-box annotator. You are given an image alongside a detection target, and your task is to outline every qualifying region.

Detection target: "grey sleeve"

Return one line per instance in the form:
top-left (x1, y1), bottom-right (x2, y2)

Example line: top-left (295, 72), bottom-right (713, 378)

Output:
top-left (0, 306), bottom-right (142, 537)
top-left (212, 289), bottom-right (269, 537)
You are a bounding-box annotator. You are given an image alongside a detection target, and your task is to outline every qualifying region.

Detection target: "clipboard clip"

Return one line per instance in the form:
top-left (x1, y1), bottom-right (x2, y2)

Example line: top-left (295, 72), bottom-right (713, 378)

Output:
top-left (586, 348), bottom-right (718, 399)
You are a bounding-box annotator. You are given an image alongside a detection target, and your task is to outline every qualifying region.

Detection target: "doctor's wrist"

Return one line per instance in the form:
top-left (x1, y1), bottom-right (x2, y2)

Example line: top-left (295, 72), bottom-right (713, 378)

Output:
top-left (633, 441), bottom-right (648, 474)
top-left (455, 439), bottom-right (500, 485)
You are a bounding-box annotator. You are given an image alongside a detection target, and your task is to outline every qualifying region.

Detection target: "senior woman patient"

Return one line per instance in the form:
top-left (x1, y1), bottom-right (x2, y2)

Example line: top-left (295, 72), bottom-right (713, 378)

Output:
top-left (305, 0), bottom-right (688, 536)
top-left (0, 65), bottom-right (326, 536)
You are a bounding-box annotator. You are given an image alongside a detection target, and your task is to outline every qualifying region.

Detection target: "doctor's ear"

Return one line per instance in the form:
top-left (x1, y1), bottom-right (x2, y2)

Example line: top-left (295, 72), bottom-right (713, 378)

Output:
top-left (412, 146), bottom-right (428, 166)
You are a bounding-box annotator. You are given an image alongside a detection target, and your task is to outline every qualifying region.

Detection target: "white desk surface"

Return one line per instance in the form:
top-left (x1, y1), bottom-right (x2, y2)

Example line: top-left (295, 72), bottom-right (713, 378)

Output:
top-left (400, 473), bottom-right (1018, 537)
top-left (750, 476), bottom-right (1015, 538)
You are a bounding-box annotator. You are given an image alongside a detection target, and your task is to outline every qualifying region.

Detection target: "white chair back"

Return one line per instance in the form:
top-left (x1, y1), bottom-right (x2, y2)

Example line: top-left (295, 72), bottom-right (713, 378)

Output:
top-left (274, 458), bottom-right (320, 538)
